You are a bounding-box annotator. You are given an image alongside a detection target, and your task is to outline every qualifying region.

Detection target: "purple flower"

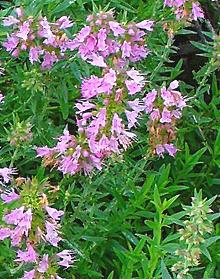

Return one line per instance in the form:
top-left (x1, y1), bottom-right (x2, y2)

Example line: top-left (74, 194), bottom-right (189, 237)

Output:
top-left (136, 20), bottom-right (154, 31)
top-left (45, 206), bottom-right (64, 221)
top-left (41, 51), bottom-right (58, 69)
top-left (38, 254), bottom-right (49, 273)
top-left (45, 221), bottom-right (61, 247)
top-left (143, 89), bottom-right (157, 113)
top-left (16, 243), bottom-right (38, 263)
top-left (164, 143), bottom-right (177, 157)
top-left (192, 2), bottom-right (204, 20)
top-left (121, 41), bottom-right (131, 58)
top-left (125, 80), bottom-right (142, 95)
top-left (156, 144), bottom-right (165, 157)
top-left (0, 228), bottom-right (11, 240)
top-left (57, 16), bottom-right (74, 29)
top-left (4, 206), bottom-right (24, 225)
top-left (160, 107), bottom-right (172, 123)
top-left (57, 250), bottom-right (74, 268)
top-left (29, 46), bottom-right (43, 64)
top-left (76, 26), bottom-right (91, 42)
top-left (0, 167), bottom-right (16, 183)
top-left (21, 269), bottom-right (35, 279)
top-left (109, 21), bottom-right (125, 36)
top-left (125, 110), bottom-right (139, 129)
top-left (2, 16), bottom-right (19, 26)
top-left (88, 54), bottom-right (107, 67)
top-left (1, 190), bottom-right (20, 203)
top-left (2, 35), bottom-right (19, 52)
top-left (16, 21), bottom-right (31, 41)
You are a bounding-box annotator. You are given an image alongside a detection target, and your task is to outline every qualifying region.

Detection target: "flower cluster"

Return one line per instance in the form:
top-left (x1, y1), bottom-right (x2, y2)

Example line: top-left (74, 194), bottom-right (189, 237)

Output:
top-left (144, 80), bottom-right (188, 157)
top-left (2, 7), bottom-right (75, 69)
top-left (36, 10), bottom-right (188, 176)
top-left (0, 170), bottom-right (74, 278)
top-left (70, 10), bottom-right (154, 68)
top-left (171, 191), bottom-right (214, 279)
top-left (36, 11), bottom-right (154, 176)
top-left (164, 0), bottom-right (204, 21)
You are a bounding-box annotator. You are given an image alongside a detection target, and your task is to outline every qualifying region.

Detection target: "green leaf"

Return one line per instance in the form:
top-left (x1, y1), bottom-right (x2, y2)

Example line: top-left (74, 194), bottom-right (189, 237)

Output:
top-left (161, 260), bottom-right (172, 279)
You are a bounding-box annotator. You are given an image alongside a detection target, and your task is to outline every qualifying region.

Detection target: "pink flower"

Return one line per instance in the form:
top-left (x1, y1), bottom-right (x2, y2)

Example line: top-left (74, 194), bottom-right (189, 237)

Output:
top-left (57, 250), bottom-right (74, 268)
top-left (1, 190), bottom-right (20, 204)
top-left (16, 21), bottom-right (31, 41)
top-left (0, 167), bottom-right (16, 183)
top-left (164, 143), bottom-right (177, 157)
top-left (21, 269), bottom-right (35, 279)
top-left (16, 243), bottom-right (38, 263)
top-left (192, 2), bottom-right (204, 20)
top-left (38, 254), bottom-right (49, 273)
top-left (127, 99), bottom-right (145, 112)
top-left (136, 20), bottom-right (154, 31)
top-left (57, 16), bottom-right (74, 29)
top-left (126, 69), bottom-right (144, 84)
top-left (2, 35), bottom-right (19, 52)
top-left (41, 51), bottom-right (58, 69)
top-left (45, 221), bottom-right (61, 247)
top-left (97, 28), bottom-right (107, 51)
top-left (125, 110), bottom-right (139, 129)
top-left (4, 206), bottom-right (24, 225)
top-left (109, 21), bottom-right (125, 36)
top-left (160, 107), bottom-right (172, 123)
top-left (2, 16), bottom-right (19, 26)
top-left (45, 206), bottom-right (64, 221)
top-left (121, 41), bottom-right (131, 58)
top-left (156, 144), bottom-right (165, 157)
top-left (88, 54), bottom-right (107, 67)
top-left (36, 146), bottom-right (55, 157)
top-left (125, 80), bottom-right (142, 95)
top-left (143, 89), bottom-right (157, 113)
top-left (0, 228), bottom-right (11, 240)
top-left (29, 46), bottom-right (43, 64)
top-left (76, 26), bottom-right (91, 42)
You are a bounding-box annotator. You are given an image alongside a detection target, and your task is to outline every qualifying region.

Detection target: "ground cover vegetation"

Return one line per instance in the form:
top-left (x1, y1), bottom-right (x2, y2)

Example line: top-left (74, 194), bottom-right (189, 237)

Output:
top-left (0, 0), bottom-right (219, 278)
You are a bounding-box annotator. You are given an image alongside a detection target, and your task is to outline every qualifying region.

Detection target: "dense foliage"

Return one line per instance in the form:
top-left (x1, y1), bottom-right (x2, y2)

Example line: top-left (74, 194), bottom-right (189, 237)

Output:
top-left (0, 0), bottom-right (219, 278)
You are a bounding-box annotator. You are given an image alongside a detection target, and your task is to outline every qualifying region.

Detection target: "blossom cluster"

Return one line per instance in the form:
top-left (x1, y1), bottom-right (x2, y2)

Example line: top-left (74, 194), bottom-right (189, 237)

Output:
top-left (144, 80), bottom-right (188, 157)
top-left (164, 0), bottom-right (204, 21)
top-left (36, 10), bottom-right (188, 176)
top-left (70, 10), bottom-right (154, 68)
top-left (3, 7), bottom-right (75, 69)
top-left (0, 168), bottom-right (74, 278)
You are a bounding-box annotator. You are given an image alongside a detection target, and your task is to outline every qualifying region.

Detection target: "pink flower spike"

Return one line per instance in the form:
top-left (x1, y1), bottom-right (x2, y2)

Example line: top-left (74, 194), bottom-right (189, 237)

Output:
top-left (38, 254), bottom-right (49, 273)
top-left (1, 190), bottom-right (20, 204)
top-left (45, 206), bottom-right (64, 220)
top-left (21, 269), bottom-right (35, 279)
top-left (16, 243), bottom-right (38, 263)
top-left (136, 20), bottom-right (154, 31)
